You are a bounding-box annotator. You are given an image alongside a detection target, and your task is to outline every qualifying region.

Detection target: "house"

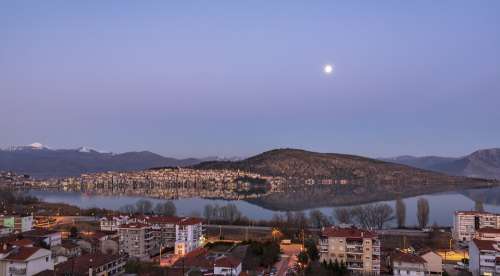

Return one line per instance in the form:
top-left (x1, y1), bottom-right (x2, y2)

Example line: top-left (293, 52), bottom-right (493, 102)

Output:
top-left (23, 229), bottom-right (62, 248)
top-left (99, 215), bottom-right (130, 231)
top-left (54, 241), bottom-right (82, 258)
top-left (214, 256), bottom-right (242, 276)
top-left (53, 253), bottom-right (127, 275)
top-left (419, 251), bottom-right (442, 275)
top-left (0, 215), bottom-right (33, 233)
top-left (468, 239), bottom-right (500, 276)
top-left (389, 252), bottom-right (426, 276)
top-left (0, 246), bottom-right (53, 276)
top-left (318, 227), bottom-right (381, 274)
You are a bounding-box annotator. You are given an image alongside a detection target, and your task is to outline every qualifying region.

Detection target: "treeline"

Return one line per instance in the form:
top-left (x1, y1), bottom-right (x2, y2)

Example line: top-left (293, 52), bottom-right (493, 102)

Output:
top-left (119, 199), bottom-right (177, 216)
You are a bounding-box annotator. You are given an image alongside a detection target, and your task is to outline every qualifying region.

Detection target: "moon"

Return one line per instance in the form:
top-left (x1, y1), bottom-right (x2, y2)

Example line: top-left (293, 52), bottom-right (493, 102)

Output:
top-left (323, 64), bottom-right (333, 75)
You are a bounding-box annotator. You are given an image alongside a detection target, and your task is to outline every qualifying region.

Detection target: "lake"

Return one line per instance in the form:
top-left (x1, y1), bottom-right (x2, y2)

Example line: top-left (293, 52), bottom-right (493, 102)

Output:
top-left (28, 187), bottom-right (500, 227)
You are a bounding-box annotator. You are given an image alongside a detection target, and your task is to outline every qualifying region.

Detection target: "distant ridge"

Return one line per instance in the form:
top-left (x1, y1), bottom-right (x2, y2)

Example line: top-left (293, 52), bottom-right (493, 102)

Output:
top-left (381, 148), bottom-right (500, 180)
top-left (0, 143), bottom-right (213, 178)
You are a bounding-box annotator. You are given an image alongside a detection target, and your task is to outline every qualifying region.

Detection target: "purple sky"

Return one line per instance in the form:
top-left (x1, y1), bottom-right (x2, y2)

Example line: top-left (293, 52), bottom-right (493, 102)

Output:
top-left (1, 1), bottom-right (499, 158)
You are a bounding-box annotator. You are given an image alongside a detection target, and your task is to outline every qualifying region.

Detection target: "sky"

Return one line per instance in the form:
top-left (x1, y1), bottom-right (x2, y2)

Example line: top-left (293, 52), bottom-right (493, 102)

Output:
top-left (1, 1), bottom-right (499, 158)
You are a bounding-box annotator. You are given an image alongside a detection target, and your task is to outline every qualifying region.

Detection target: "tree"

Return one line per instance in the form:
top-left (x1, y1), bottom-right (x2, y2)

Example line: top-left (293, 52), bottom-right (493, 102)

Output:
top-left (135, 199), bottom-right (153, 215)
top-left (396, 198), bottom-right (406, 228)
top-left (203, 204), bottom-right (214, 223)
top-left (154, 201), bottom-right (176, 216)
top-left (304, 239), bottom-right (319, 262)
top-left (417, 198), bottom-right (430, 229)
top-left (309, 210), bottom-right (329, 229)
top-left (69, 226), bottom-right (78, 238)
top-left (334, 208), bottom-right (352, 225)
top-left (474, 200), bottom-right (484, 212)
top-left (351, 203), bottom-right (394, 229)
top-left (298, 251), bottom-right (309, 265)
top-left (119, 204), bottom-right (136, 214)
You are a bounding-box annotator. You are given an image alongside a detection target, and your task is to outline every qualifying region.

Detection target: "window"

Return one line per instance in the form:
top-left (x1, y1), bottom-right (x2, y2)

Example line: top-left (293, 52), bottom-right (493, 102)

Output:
top-left (46, 257), bottom-right (49, 262)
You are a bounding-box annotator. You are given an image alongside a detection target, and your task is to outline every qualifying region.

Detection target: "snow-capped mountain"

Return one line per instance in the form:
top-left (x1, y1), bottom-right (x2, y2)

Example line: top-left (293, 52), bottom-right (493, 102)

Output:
top-left (0, 144), bottom-right (214, 178)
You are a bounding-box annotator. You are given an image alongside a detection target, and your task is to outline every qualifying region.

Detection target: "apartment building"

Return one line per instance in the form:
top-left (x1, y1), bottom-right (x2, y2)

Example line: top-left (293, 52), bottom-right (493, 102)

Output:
top-left (468, 239), bottom-right (500, 276)
top-left (475, 228), bottom-right (500, 242)
top-left (54, 253), bottom-right (127, 276)
top-left (175, 217), bottom-right (204, 256)
top-left (318, 227), bottom-right (381, 274)
top-left (118, 223), bottom-right (155, 260)
top-left (0, 215), bottom-right (33, 233)
top-left (100, 215), bottom-right (130, 231)
top-left (145, 216), bottom-right (179, 248)
top-left (453, 211), bottom-right (500, 242)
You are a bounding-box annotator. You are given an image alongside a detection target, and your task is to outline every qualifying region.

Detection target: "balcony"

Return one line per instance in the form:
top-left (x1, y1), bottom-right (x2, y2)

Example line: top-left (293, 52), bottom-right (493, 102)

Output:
top-left (9, 267), bottom-right (27, 275)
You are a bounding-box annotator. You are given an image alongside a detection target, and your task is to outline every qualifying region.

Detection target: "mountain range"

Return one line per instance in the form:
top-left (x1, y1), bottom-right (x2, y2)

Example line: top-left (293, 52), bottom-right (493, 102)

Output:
top-left (381, 148), bottom-right (500, 180)
top-left (0, 143), bottom-right (220, 178)
top-left (1, 143), bottom-right (499, 181)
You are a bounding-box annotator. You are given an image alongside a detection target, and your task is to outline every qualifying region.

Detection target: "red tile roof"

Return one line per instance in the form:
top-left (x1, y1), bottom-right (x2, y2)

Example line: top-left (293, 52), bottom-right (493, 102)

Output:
top-left (391, 252), bottom-right (426, 264)
top-left (4, 246), bottom-right (45, 261)
top-left (119, 223), bottom-right (150, 229)
top-left (215, 256), bottom-right (241, 268)
top-left (477, 227), bottom-right (500, 234)
top-left (178, 217), bottom-right (203, 226)
top-left (146, 216), bottom-right (182, 224)
top-left (56, 253), bottom-right (125, 273)
top-left (8, 239), bottom-right (33, 247)
top-left (472, 239), bottom-right (499, 251)
top-left (322, 227), bottom-right (377, 239)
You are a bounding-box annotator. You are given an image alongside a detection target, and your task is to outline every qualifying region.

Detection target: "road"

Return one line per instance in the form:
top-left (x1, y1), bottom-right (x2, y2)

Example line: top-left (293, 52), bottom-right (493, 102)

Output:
top-left (274, 244), bottom-right (302, 276)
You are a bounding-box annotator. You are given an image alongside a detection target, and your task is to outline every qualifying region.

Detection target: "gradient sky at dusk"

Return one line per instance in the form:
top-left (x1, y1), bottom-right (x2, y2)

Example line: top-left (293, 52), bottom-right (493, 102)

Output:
top-left (1, 1), bottom-right (499, 158)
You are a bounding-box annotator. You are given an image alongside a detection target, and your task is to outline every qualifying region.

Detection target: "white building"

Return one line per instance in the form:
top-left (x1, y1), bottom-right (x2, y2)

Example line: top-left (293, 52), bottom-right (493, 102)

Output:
top-left (118, 223), bottom-right (155, 260)
top-left (420, 251), bottom-right (443, 275)
top-left (390, 252), bottom-right (426, 276)
top-left (214, 256), bottom-right (242, 276)
top-left (453, 211), bottom-right (500, 242)
top-left (175, 217), bottom-right (204, 256)
top-left (23, 229), bottom-right (62, 248)
top-left (468, 239), bottom-right (500, 276)
top-left (100, 215), bottom-right (130, 231)
top-left (0, 246), bottom-right (53, 276)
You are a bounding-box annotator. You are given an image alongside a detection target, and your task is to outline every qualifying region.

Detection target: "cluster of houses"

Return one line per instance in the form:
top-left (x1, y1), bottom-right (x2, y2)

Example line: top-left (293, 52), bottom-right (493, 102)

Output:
top-left (453, 211), bottom-right (500, 276)
top-left (0, 213), bottom-right (206, 276)
top-left (317, 226), bottom-right (443, 276)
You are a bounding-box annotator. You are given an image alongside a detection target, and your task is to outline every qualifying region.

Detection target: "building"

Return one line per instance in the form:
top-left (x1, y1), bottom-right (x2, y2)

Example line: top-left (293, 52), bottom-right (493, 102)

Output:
top-left (146, 216), bottom-right (179, 248)
top-left (318, 227), bottom-right (381, 274)
top-left (389, 252), bottom-right (426, 276)
top-left (453, 211), bottom-right (500, 242)
top-left (118, 223), bottom-right (155, 260)
top-left (22, 229), bottom-right (62, 248)
top-left (468, 239), bottom-right (500, 276)
top-left (53, 253), bottom-right (127, 276)
top-left (99, 216), bottom-right (130, 231)
top-left (175, 217), bottom-right (204, 256)
top-left (419, 251), bottom-right (443, 275)
top-left (475, 227), bottom-right (500, 242)
top-left (214, 256), bottom-right (242, 276)
top-left (0, 215), bottom-right (33, 233)
top-left (0, 246), bottom-right (53, 276)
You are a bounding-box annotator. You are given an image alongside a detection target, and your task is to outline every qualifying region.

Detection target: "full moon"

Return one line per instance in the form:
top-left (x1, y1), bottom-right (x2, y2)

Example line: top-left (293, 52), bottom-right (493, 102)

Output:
top-left (323, 64), bottom-right (333, 74)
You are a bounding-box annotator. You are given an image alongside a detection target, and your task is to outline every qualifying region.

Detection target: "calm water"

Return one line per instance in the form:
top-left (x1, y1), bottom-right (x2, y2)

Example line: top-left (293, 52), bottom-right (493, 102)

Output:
top-left (28, 188), bottom-right (500, 227)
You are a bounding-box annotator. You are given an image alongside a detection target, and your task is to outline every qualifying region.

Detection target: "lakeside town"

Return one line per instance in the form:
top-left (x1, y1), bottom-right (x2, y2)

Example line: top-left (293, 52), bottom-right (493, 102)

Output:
top-left (0, 173), bottom-right (499, 276)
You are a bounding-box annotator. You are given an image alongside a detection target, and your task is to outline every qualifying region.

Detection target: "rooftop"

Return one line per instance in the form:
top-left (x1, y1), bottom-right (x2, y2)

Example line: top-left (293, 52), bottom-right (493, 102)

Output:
top-left (214, 256), bottom-right (241, 268)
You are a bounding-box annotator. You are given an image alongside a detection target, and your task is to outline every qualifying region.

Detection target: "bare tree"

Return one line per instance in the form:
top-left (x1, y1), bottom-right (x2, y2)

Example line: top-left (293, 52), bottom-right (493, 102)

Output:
top-left (154, 201), bottom-right (176, 216)
top-left (135, 199), bottom-right (153, 215)
top-left (334, 208), bottom-right (353, 224)
top-left (417, 198), bottom-right (430, 229)
top-left (396, 198), bottom-right (406, 228)
top-left (119, 204), bottom-right (136, 214)
top-left (474, 200), bottom-right (484, 212)
top-left (309, 210), bottom-right (330, 228)
top-left (351, 203), bottom-right (394, 229)
top-left (203, 204), bottom-right (214, 223)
